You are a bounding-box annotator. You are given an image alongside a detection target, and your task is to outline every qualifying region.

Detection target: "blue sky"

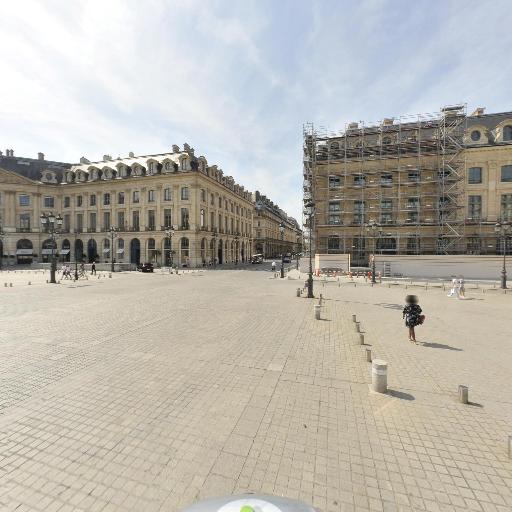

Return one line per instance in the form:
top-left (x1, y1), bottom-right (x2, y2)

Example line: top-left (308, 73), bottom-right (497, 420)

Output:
top-left (1, 0), bottom-right (512, 220)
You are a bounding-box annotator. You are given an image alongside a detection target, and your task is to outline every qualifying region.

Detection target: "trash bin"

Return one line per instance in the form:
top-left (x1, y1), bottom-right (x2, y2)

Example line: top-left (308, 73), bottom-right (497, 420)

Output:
top-left (181, 494), bottom-right (316, 512)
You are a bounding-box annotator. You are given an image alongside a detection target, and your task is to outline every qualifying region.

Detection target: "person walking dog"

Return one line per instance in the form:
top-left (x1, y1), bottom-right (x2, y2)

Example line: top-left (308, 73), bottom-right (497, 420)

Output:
top-left (403, 295), bottom-right (424, 343)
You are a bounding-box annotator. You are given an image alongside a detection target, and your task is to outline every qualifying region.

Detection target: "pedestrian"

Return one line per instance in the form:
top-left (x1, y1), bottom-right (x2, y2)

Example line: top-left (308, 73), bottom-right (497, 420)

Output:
top-left (457, 276), bottom-right (466, 299)
top-left (91, 261), bottom-right (96, 275)
top-left (447, 277), bottom-right (458, 298)
top-left (402, 295), bottom-right (424, 343)
top-left (271, 261), bottom-right (276, 272)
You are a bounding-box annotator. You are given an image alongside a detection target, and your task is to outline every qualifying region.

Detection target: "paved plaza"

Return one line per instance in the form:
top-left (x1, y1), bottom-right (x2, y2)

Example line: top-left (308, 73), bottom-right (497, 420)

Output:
top-left (0, 266), bottom-right (511, 512)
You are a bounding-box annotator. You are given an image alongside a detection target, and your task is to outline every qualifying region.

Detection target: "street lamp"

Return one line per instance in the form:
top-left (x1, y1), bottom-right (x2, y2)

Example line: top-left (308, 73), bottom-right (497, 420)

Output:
top-left (365, 219), bottom-right (382, 284)
top-left (109, 226), bottom-right (118, 273)
top-left (40, 212), bottom-right (63, 284)
top-left (234, 235), bottom-right (239, 265)
top-left (495, 221), bottom-right (511, 289)
top-left (0, 223), bottom-right (5, 271)
top-left (304, 201), bottom-right (315, 298)
top-left (279, 223), bottom-right (285, 278)
top-left (73, 229), bottom-right (81, 280)
top-left (165, 225), bottom-right (175, 268)
top-left (211, 229), bottom-right (218, 268)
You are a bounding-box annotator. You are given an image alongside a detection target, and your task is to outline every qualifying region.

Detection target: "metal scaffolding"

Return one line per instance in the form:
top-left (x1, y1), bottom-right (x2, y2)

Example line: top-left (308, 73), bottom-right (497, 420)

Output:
top-left (303, 105), bottom-right (467, 264)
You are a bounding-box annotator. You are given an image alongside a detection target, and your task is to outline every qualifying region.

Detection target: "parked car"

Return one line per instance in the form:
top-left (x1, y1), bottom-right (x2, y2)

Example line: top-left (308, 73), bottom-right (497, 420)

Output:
top-left (251, 254), bottom-right (263, 264)
top-left (283, 256), bottom-right (292, 263)
top-left (137, 262), bottom-right (154, 273)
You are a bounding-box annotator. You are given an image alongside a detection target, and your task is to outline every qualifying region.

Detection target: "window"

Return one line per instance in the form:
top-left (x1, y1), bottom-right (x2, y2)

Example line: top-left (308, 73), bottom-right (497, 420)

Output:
top-left (148, 162), bottom-right (154, 173)
top-left (468, 196), bottom-right (482, 220)
top-left (230, 203), bottom-right (234, 213)
top-left (89, 213), bottom-right (96, 232)
top-left (408, 171), bottom-right (420, 182)
top-left (64, 196), bottom-right (70, 208)
top-left (164, 188), bottom-right (172, 201)
top-left (44, 196), bottom-right (54, 208)
top-left (181, 187), bottom-right (189, 200)
top-left (77, 195), bottom-right (83, 207)
top-left (181, 208), bottom-right (189, 229)
top-left (219, 197), bottom-right (222, 208)
top-left (117, 211), bottom-right (125, 229)
top-left (103, 193), bottom-right (110, 206)
top-left (329, 176), bottom-right (341, 189)
top-left (380, 174), bottom-right (392, 186)
top-left (211, 194), bottom-right (215, 205)
top-left (407, 197), bottom-right (420, 210)
top-left (63, 214), bottom-right (70, 231)
top-left (201, 189), bottom-right (206, 202)
top-left (148, 190), bottom-right (155, 202)
top-left (225, 200), bottom-right (228, 211)
top-left (90, 194), bottom-right (96, 206)
top-left (132, 211), bottom-right (140, 230)
top-left (381, 199), bottom-right (392, 210)
top-left (103, 212), bottom-right (111, 230)
top-left (380, 212), bottom-right (393, 224)
top-left (76, 214), bottom-right (83, 231)
top-left (164, 161), bottom-right (171, 171)
top-left (329, 201), bottom-right (341, 212)
top-left (468, 167), bottom-right (482, 184)
top-left (118, 192), bottom-right (125, 204)
top-left (407, 237), bottom-right (420, 254)
top-left (467, 237), bottom-right (481, 254)
top-left (133, 191), bottom-right (140, 203)
top-left (354, 200), bottom-right (365, 213)
top-left (210, 212), bottom-right (214, 229)
top-left (354, 175), bottom-right (366, 186)
top-left (19, 213), bottom-right (31, 231)
top-left (470, 130), bottom-right (481, 142)
top-left (501, 165), bottom-right (512, 182)
top-left (181, 158), bottom-right (187, 170)
top-left (200, 209), bottom-right (205, 227)
top-left (327, 237), bottom-right (341, 252)
top-left (382, 136), bottom-right (391, 145)
top-left (504, 125), bottom-right (512, 141)
top-left (19, 195), bottom-right (30, 207)
top-left (328, 214), bottom-right (341, 225)
top-left (501, 194), bottom-right (512, 221)
top-left (147, 210), bottom-right (155, 230)
top-left (164, 209), bottom-right (172, 227)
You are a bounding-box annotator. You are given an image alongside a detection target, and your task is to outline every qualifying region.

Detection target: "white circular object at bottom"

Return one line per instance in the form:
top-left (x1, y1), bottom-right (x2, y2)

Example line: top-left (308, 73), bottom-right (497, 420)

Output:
top-left (218, 499), bottom-right (282, 512)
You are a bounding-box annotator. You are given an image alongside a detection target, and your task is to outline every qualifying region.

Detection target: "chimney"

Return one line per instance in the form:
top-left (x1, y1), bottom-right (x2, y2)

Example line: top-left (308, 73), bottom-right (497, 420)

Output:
top-left (5, 149), bottom-right (10, 157)
top-left (79, 156), bottom-right (90, 164)
top-left (0, 150), bottom-right (3, 156)
top-left (38, 152), bottom-right (44, 161)
top-left (348, 122), bottom-right (359, 130)
top-left (471, 107), bottom-right (485, 117)
top-left (10, 149), bottom-right (14, 156)
top-left (103, 154), bottom-right (112, 162)
top-left (128, 151), bottom-right (134, 158)
top-left (382, 118), bottom-right (394, 126)
top-left (172, 144), bottom-right (180, 153)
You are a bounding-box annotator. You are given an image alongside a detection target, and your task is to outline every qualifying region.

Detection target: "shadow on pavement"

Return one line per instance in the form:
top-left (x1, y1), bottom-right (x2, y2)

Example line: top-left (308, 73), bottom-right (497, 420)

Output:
top-left (420, 341), bottom-right (462, 351)
top-left (387, 389), bottom-right (415, 401)
top-left (376, 303), bottom-right (403, 310)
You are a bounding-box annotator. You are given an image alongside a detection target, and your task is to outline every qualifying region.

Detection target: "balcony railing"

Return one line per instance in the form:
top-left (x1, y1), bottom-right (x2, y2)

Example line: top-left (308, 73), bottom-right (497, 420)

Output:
top-left (16, 227), bottom-right (31, 233)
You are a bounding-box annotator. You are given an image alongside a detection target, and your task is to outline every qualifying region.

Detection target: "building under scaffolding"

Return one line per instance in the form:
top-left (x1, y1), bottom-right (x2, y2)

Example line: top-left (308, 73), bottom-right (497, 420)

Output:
top-left (303, 105), bottom-right (474, 265)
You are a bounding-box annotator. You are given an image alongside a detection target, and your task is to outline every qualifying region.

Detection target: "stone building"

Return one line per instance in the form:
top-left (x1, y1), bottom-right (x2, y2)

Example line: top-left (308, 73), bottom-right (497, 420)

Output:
top-left (0, 145), bottom-right (255, 267)
top-left (303, 106), bottom-right (512, 265)
top-left (253, 191), bottom-right (302, 258)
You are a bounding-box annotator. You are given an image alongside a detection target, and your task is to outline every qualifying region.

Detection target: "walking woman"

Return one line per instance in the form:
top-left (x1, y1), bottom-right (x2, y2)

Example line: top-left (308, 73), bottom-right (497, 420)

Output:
top-left (403, 295), bottom-right (423, 343)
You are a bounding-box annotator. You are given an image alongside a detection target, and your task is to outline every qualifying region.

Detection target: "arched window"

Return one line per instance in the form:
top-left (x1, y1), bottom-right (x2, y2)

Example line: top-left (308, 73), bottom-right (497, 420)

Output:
top-left (148, 238), bottom-right (156, 250)
top-left (504, 125), bottom-right (512, 141)
top-left (117, 238), bottom-right (125, 260)
top-left (181, 157), bottom-right (187, 170)
top-left (180, 237), bottom-right (190, 266)
top-left (470, 130), bottom-right (481, 141)
top-left (382, 137), bottom-right (391, 145)
top-left (165, 161), bottom-right (171, 171)
top-left (200, 209), bottom-right (205, 227)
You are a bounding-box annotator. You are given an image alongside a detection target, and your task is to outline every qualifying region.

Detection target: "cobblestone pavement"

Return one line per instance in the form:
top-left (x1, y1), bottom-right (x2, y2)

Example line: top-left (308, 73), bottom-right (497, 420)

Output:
top-left (0, 268), bottom-right (511, 512)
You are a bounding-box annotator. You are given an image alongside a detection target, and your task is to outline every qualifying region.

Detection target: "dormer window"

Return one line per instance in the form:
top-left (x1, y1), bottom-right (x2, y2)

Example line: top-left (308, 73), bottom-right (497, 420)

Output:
top-left (165, 161), bottom-right (171, 171)
top-left (470, 130), bottom-right (481, 142)
top-left (504, 125), bottom-right (512, 142)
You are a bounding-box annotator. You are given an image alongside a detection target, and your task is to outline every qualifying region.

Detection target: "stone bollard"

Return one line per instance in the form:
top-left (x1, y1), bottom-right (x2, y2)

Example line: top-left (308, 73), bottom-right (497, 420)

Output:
top-left (359, 334), bottom-right (365, 345)
top-left (3, 283), bottom-right (6, 287)
top-left (9, 283), bottom-right (12, 287)
top-left (354, 322), bottom-right (360, 333)
top-left (98, 275), bottom-right (100, 279)
top-left (352, 314), bottom-right (357, 323)
top-left (296, 288), bottom-right (301, 297)
top-left (109, 273), bottom-right (112, 278)
top-left (319, 294), bottom-right (323, 305)
top-left (458, 385), bottom-right (469, 404)
top-left (28, 281), bottom-right (31, 285)
top-left (371, 360), bottom-right (388, 393)
top-left (365, 347), bottom-right (372, 362)
top-left (508, 436), bottom-right (512, 459)
top-left (314, 305), bottom-right (321, 320)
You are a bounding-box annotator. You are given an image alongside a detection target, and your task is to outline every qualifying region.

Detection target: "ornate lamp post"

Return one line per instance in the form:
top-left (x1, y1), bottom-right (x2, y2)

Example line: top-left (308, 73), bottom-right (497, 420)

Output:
top-left (109, 226), bottom-right (118, 273)
top-left (234, 235), bottom-right (239, 265)
top-left (0, 223), bottom-right (5, 271)
top-left (304, 201), bottom-right (315, 298)
top-left (495, 221), bottom-right (511, 289)
top-left (279, 223), bottom-right (285, 278)
top-left (212, 229), bottom-right (218, 268)
top-left (365, 220), bottom-right (382, 284)
top-left (73, 229), bottom-right (81, 280)
top-left (40, 212), bottom-right (62, 284)
top-left (165, 225), bottom-right (175, 267)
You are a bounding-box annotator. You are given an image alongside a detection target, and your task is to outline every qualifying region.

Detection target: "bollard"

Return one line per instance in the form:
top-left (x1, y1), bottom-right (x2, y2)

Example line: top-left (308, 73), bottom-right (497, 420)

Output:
top-left (9, 283), bottom-right (12, 287)
top-left (319, 294), bottom-right (323, 305)
top-left (359, 334), bottom-right (365, 345)
top-left (314, 305), bottom-right (321, 320)
top-left (28, 281), bottom-right (31, 285)
top-left (98, 275), bottom-right (100, 279)
top-left (354, 322), bottom-right (360, 333)
top-left (371, 360), bottom-right (388, 393)
top-left (109, 273), bottom-right (112, 278)
top-left (3, 283), bottom-right (6, 287)
top-left (296, 288), bottom-right (301, 297)
top-left (365, 348), bottom-right (372, 362)
top-left (352, 314), bottom-right (357, 323)
top-left (508, 435), bottom-right (512, 459)
top-left (458, 385), bottom-right (469, 404)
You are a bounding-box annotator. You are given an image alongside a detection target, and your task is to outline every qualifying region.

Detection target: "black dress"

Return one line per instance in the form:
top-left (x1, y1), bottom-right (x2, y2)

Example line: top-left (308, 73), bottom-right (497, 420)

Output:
top-left (403, 304), bottom-right (422, 327)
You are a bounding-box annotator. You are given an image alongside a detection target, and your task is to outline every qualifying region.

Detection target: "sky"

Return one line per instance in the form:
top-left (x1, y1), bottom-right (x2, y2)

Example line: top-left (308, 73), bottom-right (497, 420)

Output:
top-left (1, 0), bottom-right (512, 221)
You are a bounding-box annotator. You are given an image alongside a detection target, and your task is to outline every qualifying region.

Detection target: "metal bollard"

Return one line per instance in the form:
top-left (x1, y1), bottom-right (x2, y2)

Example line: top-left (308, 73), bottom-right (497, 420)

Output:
top-left (365, 348), bottom-right (372, 362)
top-left (314, 305), bottom-right (321, 320)
top-left (371, 360), bottom-right (388, 393)
top-left (352, 314), bottom-right (357, 323)
top-left (458, 385), bottom-right (469, 404)
top-left (354, 322), bottom-right (360, 332)
top-left (359, 334), bottom-right (365, 345)
top-left (296, 288), bottom-right (301, 297)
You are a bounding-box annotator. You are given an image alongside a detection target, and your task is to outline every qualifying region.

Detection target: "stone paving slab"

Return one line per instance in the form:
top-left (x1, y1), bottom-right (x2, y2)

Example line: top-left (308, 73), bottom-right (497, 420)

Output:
top-left (0, 268), bottom-right (511, 511)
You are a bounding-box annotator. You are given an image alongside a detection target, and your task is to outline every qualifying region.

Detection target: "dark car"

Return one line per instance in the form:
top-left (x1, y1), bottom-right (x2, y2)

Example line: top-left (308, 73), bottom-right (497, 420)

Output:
top-left (137, 262), bottom-right (154, 273)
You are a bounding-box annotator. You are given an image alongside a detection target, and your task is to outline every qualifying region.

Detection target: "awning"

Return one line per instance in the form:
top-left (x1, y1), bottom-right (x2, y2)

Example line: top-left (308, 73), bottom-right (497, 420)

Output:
top-left (117, 248), bottom-right (124, 254)
top-left (16, 249), bottom-right (33, 256)
top-left (41, 248), bottom-right (55, 255)
top-left (60, 249), bottom-right (70, 255)
top-left (103, 248), bottom-right (110, 253)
